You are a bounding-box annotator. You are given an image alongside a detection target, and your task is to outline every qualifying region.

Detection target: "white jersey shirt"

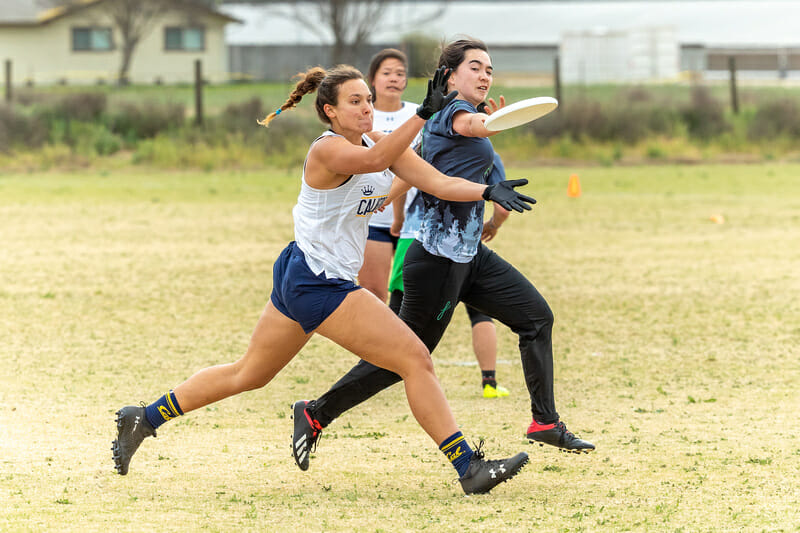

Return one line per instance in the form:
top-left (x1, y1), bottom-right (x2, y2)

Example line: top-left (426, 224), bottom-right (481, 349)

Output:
top-left (368, 101), bottom-right (418, 228)
top-left (293, 131), bottom-right (393, 282)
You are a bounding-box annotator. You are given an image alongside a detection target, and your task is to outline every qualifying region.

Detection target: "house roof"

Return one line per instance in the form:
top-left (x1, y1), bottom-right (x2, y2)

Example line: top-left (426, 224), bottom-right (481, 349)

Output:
top-left (0, 0), bottom-right (240, 27)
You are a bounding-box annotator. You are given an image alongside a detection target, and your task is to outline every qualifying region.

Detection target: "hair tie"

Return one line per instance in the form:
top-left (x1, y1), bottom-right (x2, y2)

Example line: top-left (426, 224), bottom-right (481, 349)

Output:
top-left (275, 108), bottom-right (282, 115)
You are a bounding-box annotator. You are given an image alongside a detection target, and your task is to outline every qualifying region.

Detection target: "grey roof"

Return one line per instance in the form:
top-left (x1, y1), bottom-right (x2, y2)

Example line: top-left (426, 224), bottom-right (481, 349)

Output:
top-left (0, 0), bottom-right (55, 24)
top-left (222, 1), bottom-right (800, 47)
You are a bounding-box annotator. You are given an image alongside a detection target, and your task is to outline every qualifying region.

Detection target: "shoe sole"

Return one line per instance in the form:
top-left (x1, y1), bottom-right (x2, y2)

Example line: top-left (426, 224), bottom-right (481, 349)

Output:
top-left (290, 401), bottom-right (311, 471)
top-left (111, 409), bottom-right (129, 475)
top-left (527, 438), bottom-right (595, 454)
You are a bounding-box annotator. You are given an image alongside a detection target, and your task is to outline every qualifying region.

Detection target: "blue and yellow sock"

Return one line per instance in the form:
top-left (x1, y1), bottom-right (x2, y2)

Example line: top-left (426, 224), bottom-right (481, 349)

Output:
top-left (144, 390), bottom-right (184, 430)
top-left (439, 431), bottom-right (474, 477)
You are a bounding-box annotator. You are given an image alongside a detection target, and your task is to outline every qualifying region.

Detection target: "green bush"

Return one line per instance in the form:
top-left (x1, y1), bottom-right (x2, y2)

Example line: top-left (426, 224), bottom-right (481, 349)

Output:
top-left (681, 86), bottom-right (729, 140)
top-left (0, 105), bottom-right (48, 151)
top-left (747, 98), bottom-right (800, 140)
top-left (109, 101), bottom-right (185, 140)
top-left (216, 97), bottom-right (265, 139)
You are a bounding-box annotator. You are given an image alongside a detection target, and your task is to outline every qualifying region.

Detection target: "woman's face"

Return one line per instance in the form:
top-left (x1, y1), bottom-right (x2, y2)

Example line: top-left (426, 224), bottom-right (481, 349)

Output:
top-left (448, 48), bottom-right (493, 107)
top-left (325, 78), bottom-right (374, 134)
top-left (372, 57), bottom-right (407, 101)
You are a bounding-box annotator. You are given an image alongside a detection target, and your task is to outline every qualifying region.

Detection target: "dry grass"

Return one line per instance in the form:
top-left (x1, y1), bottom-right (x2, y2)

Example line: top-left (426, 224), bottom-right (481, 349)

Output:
top-left (1, 164), bottom-right (798, 532)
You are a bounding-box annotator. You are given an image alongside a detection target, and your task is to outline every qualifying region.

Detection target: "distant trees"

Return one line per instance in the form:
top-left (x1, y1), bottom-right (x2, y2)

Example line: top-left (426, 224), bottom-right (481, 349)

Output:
top-left (229, 0), bottom-right (448, 65)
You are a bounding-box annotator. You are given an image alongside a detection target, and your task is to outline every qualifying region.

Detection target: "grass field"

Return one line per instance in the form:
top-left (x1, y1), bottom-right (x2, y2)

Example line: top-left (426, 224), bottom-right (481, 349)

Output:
top-left (1, 163), bottom-right (798, 532)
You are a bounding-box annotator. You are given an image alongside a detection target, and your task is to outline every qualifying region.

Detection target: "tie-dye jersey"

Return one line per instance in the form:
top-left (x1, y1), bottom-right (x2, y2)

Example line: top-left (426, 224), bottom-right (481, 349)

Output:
top-left (418, 99), bottom-right (502, 262)
top-left (401, 151), bottom-right (505, 240)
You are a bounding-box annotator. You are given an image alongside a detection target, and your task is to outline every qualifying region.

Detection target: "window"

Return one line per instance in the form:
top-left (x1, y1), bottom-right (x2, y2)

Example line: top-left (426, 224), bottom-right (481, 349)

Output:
top-left (165, 27), bottom-right (205, 51)
top-left (72, 28), bottom-right (113, 51)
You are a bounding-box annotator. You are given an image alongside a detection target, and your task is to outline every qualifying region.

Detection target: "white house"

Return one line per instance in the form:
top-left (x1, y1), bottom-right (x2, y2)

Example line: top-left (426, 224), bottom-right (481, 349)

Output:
top-left (0, 0), bottom-right (239, 85)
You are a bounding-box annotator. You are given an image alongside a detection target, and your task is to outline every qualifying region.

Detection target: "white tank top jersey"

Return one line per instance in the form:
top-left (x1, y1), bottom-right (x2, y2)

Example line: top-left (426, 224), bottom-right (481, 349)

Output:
top-left (293, 130), bottom-right (394, 282)
top-left (368, 101), bottom-right (418, 228)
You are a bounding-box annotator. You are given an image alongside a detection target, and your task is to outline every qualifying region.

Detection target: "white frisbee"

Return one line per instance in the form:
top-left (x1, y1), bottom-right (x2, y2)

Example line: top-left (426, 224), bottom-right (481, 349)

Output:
top-left (483, 96), bottom-right (559, 132)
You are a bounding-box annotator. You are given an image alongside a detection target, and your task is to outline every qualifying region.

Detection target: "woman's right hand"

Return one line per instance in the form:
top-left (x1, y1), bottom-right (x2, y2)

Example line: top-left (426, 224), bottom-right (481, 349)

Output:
top-left (416, 66), bottom-right (458, 119)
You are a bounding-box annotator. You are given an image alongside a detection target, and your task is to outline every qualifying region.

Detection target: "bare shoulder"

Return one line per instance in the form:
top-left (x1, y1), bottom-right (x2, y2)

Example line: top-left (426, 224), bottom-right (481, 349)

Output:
top-left (367, 130), bottom-right (386, 142)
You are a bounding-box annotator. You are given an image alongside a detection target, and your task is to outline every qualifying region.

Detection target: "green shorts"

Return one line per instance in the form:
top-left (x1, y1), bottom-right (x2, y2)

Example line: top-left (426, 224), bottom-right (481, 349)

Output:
top-left (388, 238), bottom-right (414, 293)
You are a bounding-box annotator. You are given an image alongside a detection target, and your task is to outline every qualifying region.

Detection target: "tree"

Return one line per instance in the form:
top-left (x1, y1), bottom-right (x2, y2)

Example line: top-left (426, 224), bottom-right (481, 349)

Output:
top-left (47, 0), bottom-right (215, 84)
top-left (229, 0), bottom-right (448, 66)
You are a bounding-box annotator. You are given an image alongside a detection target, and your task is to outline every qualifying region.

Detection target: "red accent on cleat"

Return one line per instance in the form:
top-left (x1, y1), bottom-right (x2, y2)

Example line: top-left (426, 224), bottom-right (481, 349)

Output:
top-left (526, 419), bottom-right (555, 433)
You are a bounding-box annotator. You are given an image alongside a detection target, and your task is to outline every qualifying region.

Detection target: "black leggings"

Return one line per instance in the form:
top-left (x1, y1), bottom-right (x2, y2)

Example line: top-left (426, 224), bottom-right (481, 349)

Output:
top-left (314, 240), bottom-right (559, 427)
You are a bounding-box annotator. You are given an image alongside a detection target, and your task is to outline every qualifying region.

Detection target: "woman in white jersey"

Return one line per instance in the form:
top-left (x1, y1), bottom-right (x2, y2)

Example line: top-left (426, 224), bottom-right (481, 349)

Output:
top-left (358, 49), bottom-right (419, 303)
top-left (111, 65), bottom-right (536, 495)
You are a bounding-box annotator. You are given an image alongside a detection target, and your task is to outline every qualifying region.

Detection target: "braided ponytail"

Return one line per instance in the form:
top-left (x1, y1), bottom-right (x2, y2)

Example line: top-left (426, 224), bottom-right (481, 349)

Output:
top-left (258, 65), bottom-right (366, 127)
top-left (258, 66), bottom-right (327, 127)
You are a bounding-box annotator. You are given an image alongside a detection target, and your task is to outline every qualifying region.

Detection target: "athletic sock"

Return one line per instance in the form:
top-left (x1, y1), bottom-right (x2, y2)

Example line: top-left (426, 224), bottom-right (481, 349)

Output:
top-left (144, 390), bottom-right (184, 430)
top-left (439, 431), bottom-right (474, 477)
top-left (481, 370), bottom-right (497, 388)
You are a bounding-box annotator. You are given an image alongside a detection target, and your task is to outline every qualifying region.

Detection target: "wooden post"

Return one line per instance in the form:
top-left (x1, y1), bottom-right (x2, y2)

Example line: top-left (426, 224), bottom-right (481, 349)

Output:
top-left (728, 56), bottom-right (739, 115)
top-left (554, 55), bottom-right (562, 110)
top-left (4, 59), bottom-right (11, 103)
top-left (194, 59), bottom-right (203, 126)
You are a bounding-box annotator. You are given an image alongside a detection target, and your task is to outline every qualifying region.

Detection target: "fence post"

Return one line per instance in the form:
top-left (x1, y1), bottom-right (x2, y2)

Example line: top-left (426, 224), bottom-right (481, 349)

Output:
top-left (554, 55), bottom-right (562, 110)
top-left (4, 59), bottom-right (11, 103)
top-left (728, 56), bottom-right (739, 115)
top-left (194, 59), bottom-right (203, 126)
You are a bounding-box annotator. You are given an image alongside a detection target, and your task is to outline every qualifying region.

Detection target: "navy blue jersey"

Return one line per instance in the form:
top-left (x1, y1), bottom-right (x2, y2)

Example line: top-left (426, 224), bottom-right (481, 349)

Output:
top-left (418, 99), bottom-right (495, 262)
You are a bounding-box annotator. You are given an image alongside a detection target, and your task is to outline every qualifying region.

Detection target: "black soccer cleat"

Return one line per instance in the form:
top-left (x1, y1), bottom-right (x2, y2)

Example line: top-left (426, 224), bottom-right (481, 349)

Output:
top-left (458, 442), bottom-right (529, 495)
top-left (112, 404), bottom-right (156, 475)
top-left (526, 419), bottom-right (595, 453)
top-left (291, 400), bottom-right (323, 471)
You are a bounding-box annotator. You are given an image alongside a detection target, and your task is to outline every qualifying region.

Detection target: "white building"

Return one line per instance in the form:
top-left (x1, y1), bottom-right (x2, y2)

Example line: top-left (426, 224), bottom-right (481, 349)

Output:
top-left (222, 1), bottom-right (800, 82)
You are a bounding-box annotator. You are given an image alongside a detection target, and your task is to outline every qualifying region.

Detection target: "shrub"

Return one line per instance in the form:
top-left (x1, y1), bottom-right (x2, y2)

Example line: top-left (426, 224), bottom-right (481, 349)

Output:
top-left (109, 101), bottom-right (185, 140)
top-left (217, 97), bottom-right (265, 138)
top-left (747, 98), bottom-right (800, 140)
top-left (57, 92), bottom-right (107, 122)
top-left (681, 86), bottom-right (729, 140)
top-left (0, 104), bottom-right (48, 150)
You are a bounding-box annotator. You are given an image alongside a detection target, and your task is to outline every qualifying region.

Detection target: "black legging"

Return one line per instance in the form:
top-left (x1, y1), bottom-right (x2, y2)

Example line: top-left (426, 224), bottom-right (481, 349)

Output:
top-left (313, 240), bottom-right (559, 427)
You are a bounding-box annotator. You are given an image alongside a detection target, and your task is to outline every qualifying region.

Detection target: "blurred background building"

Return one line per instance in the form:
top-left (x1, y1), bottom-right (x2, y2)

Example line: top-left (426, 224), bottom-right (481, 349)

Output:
top-left (2, 1), bottom-right (800, 85)
top-left (223, 0), bottom-right (800, 84)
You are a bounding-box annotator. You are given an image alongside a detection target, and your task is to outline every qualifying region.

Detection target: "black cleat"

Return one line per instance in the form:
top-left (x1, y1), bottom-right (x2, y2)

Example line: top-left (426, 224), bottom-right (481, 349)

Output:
top-left (291, 400), bottom-right (322, 471)
top-left (526, 419), bottom-right (595, 453)
top-left (458, 442), bottom-right (529, 495)
top-left (112, 404), bottom-right (156, 475)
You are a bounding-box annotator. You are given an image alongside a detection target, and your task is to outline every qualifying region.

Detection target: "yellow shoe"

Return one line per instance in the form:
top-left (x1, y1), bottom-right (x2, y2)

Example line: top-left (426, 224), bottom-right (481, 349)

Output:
top-left (482, 383), bottom-right (510, 398)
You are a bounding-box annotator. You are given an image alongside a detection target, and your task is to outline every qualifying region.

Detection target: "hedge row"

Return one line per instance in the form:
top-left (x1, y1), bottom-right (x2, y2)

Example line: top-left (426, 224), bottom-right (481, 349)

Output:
top-left (3, 87), bottom-right (800, 159)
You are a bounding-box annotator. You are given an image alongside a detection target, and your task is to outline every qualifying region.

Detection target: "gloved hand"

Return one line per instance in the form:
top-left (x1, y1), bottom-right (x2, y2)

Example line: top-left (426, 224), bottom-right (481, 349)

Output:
top-left (416, 66), bottom-right (459, 120)
top-left (482, 179), bottom-right (536, 212)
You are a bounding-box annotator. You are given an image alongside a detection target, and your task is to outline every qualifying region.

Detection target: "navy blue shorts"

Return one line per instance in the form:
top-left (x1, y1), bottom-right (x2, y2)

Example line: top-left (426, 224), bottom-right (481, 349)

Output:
top-left (270, 242), bottom-right (360, 334)
top-left (367, 225), bottom-right (399, 248)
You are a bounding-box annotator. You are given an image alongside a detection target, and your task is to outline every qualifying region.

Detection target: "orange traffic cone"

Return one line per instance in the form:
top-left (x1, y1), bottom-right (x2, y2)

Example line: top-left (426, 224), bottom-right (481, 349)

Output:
top-left (567, 174), bottom-right (581, 198)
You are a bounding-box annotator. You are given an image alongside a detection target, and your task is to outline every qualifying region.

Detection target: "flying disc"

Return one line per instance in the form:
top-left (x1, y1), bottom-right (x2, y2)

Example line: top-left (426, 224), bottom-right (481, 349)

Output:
top-left (483, 96), bottom-right (558, 132)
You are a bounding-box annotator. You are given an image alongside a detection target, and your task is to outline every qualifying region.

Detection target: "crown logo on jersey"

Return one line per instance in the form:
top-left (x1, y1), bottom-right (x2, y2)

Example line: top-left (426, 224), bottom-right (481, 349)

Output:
top-left (362, 185), bottom-right (374, 196)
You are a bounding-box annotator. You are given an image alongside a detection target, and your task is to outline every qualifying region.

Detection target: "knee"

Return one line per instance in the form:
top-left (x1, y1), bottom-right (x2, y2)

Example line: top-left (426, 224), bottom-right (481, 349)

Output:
top-left (399, 339), bottom-right (435, 377)
top-left (517, 305), bottom-right (554, 342)
top-left (230, 361), bottom-right (272, 392)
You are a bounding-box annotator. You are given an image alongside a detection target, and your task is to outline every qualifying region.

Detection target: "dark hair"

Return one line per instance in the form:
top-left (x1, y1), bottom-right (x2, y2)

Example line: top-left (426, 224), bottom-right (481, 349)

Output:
top-left (437, 38), bottom-right (489, 71)
top-left (258, 65), bottom-right (364, 127)
top-left (367, 48), bottom-right (408, 106)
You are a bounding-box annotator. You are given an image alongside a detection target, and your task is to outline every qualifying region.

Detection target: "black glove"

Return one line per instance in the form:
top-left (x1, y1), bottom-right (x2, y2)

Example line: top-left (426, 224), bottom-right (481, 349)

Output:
top-left (482, 179), bottom-right (536, 213)
top-left (416, 66), bottom-right (459, 120)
